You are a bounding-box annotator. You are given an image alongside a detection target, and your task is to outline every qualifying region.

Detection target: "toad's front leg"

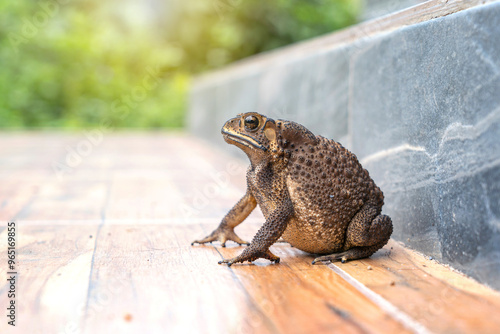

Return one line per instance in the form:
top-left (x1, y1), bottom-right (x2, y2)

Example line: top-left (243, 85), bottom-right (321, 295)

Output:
top-left (192, 191), bottom-right (256, 247)
top-left (219, 199), bottom-right (293, 266)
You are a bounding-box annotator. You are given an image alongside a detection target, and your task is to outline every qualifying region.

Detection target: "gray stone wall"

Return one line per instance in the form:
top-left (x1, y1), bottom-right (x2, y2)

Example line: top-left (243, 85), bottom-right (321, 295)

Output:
top-left (188, 2), bottom-right (500, 289)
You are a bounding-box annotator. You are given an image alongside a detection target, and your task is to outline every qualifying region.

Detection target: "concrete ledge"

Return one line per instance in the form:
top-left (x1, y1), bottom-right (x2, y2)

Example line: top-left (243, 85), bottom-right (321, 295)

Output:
top-left (188, 1), bottom-right (500, 289)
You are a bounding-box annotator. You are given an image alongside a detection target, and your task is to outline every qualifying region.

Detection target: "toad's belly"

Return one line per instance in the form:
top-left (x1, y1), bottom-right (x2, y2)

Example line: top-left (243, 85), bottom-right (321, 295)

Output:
top-left (280, 216), bottom-right (346, 254)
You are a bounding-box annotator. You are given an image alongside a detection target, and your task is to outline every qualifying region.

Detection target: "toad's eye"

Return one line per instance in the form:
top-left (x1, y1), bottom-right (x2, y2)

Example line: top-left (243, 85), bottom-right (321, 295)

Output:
top-left (244, 115), bottom-right (259, 131)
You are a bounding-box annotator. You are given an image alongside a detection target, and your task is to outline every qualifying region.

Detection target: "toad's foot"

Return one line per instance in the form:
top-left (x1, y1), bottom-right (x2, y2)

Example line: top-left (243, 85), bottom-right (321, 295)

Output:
top-left (218, 247), bottom-right (280, 267)
top-left (311, 242), bottom-right (386, 265)
top-left (191, 227), bottom-right (249, 248)
top-left (312, 252), bottom-right (350, 264)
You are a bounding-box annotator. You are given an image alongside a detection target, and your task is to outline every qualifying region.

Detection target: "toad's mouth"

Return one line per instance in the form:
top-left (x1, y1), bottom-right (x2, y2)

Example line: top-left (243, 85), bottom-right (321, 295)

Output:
top-left (221, 128), bottom-right (267, 151)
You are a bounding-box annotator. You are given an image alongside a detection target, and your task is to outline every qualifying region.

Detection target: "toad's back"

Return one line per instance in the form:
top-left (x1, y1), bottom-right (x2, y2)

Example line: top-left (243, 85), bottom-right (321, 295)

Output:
top-left (282, 136), bottom-right (384, 254)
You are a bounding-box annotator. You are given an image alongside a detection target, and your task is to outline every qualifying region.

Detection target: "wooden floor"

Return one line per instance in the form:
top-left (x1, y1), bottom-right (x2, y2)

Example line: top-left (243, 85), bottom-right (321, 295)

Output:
top-left (1, 132), bottom-right (500, 334)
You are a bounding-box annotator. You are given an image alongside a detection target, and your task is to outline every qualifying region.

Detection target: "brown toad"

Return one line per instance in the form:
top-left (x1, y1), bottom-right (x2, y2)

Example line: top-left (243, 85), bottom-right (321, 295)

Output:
top-left (192, 112), bottom-right (392, 266)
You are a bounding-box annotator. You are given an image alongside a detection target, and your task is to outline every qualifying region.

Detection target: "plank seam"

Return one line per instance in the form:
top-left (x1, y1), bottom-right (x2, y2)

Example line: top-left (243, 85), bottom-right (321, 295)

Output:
top-left (81, 178), bottom-right (113, 332)
top-left (212, 245), bottom-right (281, 334)
top-left (328, 263), bottom-right (432, 334)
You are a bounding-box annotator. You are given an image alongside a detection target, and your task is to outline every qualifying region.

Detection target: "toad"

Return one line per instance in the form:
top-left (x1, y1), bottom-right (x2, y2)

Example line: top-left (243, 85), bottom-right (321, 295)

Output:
top-left (192, 112), bottom-right (392, 266)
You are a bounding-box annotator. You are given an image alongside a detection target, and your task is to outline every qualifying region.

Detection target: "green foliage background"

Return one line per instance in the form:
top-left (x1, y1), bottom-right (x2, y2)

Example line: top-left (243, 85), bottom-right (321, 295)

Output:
top-left (0, 0), bottom-right (360, 129)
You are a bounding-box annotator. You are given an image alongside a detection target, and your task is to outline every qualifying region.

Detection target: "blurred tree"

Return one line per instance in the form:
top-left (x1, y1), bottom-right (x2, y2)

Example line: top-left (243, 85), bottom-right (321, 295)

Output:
top-left (171, 0), bottom-right (360, 72)
top-left (0, 0), bottom-right (360, 129)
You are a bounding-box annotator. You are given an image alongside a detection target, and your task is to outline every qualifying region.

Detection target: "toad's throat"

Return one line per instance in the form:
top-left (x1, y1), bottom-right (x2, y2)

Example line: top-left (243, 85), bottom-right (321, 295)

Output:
top-left (222, 129), bottom-right (267, 151)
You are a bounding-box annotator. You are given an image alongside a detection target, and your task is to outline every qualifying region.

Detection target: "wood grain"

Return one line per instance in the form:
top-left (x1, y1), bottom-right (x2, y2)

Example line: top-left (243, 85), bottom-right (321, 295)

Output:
top-left (0, 224), bottom-right (98, 334)
top-left (328, 240), bottom-right (500, 333)
top-left (215, 234), bottom-right (411, 333)
top-left (1, 133), bottom-right (500, 334)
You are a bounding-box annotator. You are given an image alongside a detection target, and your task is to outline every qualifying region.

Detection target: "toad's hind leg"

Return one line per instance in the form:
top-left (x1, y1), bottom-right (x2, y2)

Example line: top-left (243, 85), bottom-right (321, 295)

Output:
top-left (312, 203), bottom-right (392, 264)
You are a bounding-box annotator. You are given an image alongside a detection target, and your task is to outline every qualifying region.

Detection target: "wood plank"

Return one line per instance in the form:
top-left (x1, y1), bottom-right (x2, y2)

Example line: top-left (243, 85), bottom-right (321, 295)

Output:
top-left (81, 223), bottom-right (275, 334)
top-left (0, 133), bottom-right (66, 221)
top-left (0, 223), bottom-right (98, 334)
top-left (0, 177), bottom-right (43, 221)
top-left (4, 219), bottom-right (500, 334)
top-left (2, 133), bottom-right (500, 334)
top-left (43, 222), bottom-right (409, 334)
top-left (214, 243), bottom-right (411, 333)
top-left (14, 180), bottom-right (110, 221)
top-left (328, 240), bottom-right (500, 333)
